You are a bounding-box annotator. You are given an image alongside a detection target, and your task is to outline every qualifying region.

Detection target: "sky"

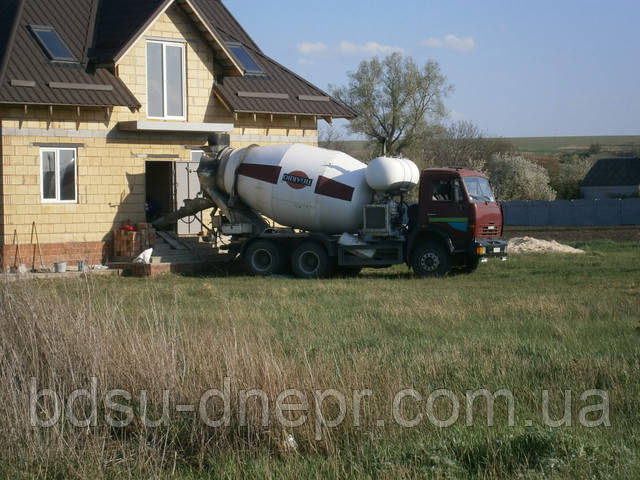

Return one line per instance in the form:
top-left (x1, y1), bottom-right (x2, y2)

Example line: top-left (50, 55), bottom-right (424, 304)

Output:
top-left (225, 0), bottom-right (640, 138)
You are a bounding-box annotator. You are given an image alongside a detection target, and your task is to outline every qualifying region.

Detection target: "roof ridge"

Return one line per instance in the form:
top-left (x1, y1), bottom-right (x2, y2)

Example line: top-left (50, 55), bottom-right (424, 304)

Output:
top-left (0, 0), bottom-right (26, 87)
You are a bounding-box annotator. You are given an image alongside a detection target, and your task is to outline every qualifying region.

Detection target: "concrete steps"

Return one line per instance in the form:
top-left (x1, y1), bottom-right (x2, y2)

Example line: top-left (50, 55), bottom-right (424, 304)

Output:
top-left (150, 239), bottom-right (200, 265)
top-left (109, 233), bottom-right (235, 277)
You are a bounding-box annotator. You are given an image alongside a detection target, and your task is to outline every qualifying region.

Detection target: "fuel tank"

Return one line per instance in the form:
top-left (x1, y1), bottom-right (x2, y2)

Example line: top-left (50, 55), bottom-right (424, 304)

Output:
top-left (366, 156), bottom-right (420, 192)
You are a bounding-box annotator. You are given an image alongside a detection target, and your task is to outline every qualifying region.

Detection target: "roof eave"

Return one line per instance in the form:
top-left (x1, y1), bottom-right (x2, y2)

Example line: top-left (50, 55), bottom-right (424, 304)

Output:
top-left (0, 99), bottom-right (141, 109)
top-left (214, 87), bottom-right (356, 120)
top-left (230, 109), bottom-right (355, 120)
top-left (0, 0), bottom-right (26, 88)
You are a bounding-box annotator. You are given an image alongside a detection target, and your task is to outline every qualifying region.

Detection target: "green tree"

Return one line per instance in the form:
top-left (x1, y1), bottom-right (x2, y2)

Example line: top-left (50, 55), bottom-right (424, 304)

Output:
top-left (552, 156), bottom-right (594, 199)
top-left (588, 143), bottom-right (602, 155)
top-left (331, 53), bottom-right (452, 156)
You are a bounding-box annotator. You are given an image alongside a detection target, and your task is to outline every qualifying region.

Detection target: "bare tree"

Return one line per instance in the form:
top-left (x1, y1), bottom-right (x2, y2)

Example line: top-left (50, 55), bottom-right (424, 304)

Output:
top-left (407, 120), bottom-right (513, 172)
top-left (428, 121), bottom-right (489, 171)
top-left (331, 53), bottom-right (452, 156)
top-left (318, 122), bottom-right (346, 151)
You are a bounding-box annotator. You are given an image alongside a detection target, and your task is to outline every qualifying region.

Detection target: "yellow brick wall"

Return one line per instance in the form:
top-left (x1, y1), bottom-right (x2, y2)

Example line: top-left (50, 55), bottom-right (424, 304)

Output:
top-left (112, 3), bottom-right (319, 138)
top-left (114, 3), bottom-right (230, 124)
top-left (0, 3), bottom-right (320, 248)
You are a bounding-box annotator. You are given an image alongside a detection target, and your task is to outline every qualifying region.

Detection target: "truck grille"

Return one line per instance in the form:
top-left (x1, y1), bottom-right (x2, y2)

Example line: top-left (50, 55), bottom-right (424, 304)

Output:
top-left (482, 225), bottom-right (500, 237)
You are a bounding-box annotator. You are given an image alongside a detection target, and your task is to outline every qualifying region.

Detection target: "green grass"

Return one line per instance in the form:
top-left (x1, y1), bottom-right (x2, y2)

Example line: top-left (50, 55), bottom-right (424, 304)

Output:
top-left (1, 241), bottom-right (639, 478)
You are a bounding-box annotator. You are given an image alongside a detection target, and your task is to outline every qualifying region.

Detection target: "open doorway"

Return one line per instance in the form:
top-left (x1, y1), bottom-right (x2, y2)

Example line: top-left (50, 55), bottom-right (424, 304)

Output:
top-left (145, 161), bottom-right (175, 230)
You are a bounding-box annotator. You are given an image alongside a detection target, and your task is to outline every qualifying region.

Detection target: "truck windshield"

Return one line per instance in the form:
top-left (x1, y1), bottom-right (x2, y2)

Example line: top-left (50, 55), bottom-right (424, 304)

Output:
top-left (463, 177), bottom-right (496, 202)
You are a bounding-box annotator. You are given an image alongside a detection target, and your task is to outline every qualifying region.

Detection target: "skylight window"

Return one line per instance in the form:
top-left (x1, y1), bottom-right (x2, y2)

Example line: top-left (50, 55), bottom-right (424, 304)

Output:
top-left (225, 42), bottom-right (263, 75)
top-left (28, 25), bottom-right (76, 63)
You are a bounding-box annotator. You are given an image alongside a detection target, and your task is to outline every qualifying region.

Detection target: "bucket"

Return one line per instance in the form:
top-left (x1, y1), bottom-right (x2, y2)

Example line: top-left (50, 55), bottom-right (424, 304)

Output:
top-left (54, 261), bottom-right (67, 273)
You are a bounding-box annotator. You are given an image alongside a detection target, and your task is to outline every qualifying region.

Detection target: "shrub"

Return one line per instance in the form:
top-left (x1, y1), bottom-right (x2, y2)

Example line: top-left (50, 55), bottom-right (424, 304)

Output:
top-left (487, 154), bottom-right (557, 201)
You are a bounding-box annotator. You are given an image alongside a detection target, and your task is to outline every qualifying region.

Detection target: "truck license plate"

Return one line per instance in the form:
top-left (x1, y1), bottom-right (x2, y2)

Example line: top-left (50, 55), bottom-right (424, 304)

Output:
top-left (493, 247), bottom-right (501, 253)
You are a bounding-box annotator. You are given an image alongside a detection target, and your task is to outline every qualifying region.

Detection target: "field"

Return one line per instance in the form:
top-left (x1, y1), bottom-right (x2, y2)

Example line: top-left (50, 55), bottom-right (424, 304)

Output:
top-left (332, 136), bottom-right (640, 157)
top-left (504, 135), bottom-right (640, 154)
top-left (1, 241), bottom-right (639, 478)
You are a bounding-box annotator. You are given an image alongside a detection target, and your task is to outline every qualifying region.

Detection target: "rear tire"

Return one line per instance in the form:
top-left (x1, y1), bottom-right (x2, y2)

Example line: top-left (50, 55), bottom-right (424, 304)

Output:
top-left (410, 241), bottom-right (452, 277)
top-left (244, 240), bottom-right (286, 276)
top-left (461, 256), bottom-right (481, 274)
top-left (291, 242), bottom-right (333, 279)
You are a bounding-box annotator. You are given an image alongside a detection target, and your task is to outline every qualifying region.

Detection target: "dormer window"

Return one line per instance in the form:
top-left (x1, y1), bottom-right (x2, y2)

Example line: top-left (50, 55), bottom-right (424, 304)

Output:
top-left (225, 42), bottom-right (263, 75)
top-left (146, 40), bottom-right (186, 120)
top-left (28, 25), bottom-right (77, 63)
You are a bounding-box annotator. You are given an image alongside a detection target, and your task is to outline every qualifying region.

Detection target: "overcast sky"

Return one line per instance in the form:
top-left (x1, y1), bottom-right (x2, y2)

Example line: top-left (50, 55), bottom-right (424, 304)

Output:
top-left (225, 0), bottom-right (639, 138)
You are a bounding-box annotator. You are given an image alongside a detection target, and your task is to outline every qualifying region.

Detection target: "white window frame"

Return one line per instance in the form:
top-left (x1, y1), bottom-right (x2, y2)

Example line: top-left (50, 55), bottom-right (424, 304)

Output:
top-left (40, 147), bottom-right (78, 204)
top-left (146, 40), bottom-right (187, 121)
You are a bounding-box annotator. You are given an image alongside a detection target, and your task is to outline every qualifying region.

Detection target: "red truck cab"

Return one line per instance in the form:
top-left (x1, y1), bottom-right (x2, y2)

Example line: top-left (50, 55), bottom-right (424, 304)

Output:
top-left (408, 168), bottom-right (508, 276)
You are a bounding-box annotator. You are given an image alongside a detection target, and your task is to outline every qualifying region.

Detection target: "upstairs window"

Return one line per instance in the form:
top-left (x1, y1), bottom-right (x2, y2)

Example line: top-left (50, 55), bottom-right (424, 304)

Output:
top-left (225, 42), bottom-right (263, 75)
top-left (28, 25), bottom-right (77, 63)
top-left (41, 148), bottom-right (77, 203)
top-left (147, 40), bottom-right (186, 120)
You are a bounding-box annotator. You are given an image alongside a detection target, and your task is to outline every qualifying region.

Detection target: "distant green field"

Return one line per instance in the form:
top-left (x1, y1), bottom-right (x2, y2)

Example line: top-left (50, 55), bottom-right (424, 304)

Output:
top-left (504, 136), bottom-right (640, 154)
top-left (328, 136), bottom-right (640, 157)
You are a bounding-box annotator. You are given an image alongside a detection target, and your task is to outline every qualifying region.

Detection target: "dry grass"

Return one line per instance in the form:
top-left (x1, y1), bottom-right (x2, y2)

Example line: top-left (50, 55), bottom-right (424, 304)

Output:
top-left (0, 241), bottom-right (639, 478)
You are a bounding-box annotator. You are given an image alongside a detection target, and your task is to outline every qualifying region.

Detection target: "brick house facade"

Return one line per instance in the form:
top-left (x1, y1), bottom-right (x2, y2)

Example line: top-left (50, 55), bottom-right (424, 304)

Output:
top-left (0, 0), bottom-right (354, 270)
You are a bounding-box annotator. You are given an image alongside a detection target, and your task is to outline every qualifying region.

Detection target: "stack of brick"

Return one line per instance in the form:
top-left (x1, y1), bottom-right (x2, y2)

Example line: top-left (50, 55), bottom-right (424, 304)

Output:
top-left (113, 223), bottom-right (156, 258)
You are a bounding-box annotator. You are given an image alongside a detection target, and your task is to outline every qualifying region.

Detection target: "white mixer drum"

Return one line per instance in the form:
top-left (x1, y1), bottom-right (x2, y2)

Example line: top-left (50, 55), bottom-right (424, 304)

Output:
top-left (220, 144), bottom-right (374, 233)
top-left (365, 156), bottom-right (420, 193)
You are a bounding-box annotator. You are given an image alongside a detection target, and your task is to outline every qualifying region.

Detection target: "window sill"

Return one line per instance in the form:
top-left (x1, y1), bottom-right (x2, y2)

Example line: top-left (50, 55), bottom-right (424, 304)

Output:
top-left (118, 121), bottom-right (234, 133)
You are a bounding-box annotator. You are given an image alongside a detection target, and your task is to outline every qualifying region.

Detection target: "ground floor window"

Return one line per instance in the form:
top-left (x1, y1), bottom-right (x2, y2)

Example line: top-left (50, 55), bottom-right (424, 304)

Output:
top-left (41, 148), bottom-right (77, 203)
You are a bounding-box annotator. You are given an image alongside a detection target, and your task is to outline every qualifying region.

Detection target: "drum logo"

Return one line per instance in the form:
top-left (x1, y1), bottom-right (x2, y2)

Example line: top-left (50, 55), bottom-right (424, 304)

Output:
top-left (283, 171), bottom-right (313, 190)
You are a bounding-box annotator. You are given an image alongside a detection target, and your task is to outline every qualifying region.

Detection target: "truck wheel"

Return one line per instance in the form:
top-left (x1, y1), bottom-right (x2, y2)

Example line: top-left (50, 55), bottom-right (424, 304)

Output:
top-left (244, 240), bottom-right (286, 276)
top-left (291, 242), bottom-right (333, 279)
top-left (411, 241), bottom-right (452, 277)
top-left (461, 256), bottom-right (481, 274)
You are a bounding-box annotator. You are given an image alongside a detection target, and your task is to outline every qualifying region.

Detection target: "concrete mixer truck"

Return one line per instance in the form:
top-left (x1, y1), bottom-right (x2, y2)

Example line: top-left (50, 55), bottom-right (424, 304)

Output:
top-left (160, 134), bottom-right (507, 278)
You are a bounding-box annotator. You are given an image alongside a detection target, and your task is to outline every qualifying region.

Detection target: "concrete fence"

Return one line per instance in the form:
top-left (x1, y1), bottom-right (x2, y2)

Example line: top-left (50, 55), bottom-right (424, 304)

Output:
top-left (502, 198), bottom-right (640, 226)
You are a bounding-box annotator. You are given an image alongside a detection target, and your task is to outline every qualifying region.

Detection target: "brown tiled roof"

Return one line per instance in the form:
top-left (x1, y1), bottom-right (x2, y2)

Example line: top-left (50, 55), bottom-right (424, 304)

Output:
top-left (0, 0), bottom-right (355, 118)
top-left (581, 157), bottom-right (640, 187)
top-left (92, 0), bottom-right (170, 64)
top-left (190, 0), bottom-right (261, 53)
top-left (193, 0), bottom-right (355, 118)
top-left (0, 0), bottom-right (140, 108)
top-left (214, 51), bottom-right (356, 118)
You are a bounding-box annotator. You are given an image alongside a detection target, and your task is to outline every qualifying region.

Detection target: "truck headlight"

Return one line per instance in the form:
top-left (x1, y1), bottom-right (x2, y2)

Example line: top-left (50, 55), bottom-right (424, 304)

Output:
top-left (476, 246), bottom-right (486, 255)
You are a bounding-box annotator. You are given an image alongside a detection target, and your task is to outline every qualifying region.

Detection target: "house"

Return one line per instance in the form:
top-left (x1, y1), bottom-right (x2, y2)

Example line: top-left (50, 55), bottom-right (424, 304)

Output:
top-left (0, 0), bottom-right (355, 270)
top-left (580, 157), bottom-right (640, 200)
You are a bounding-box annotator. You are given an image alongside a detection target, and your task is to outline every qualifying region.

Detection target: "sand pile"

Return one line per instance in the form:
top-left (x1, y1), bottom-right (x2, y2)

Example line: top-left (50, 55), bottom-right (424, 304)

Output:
top-left (508, 236), bottom-right (585, 254)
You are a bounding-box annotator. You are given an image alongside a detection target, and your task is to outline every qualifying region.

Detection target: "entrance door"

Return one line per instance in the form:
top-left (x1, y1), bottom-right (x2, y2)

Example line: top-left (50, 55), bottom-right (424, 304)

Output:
top-left (145, 161), bottom-right (175, 228)
top-left (174, 151), bottom-right (203, 235)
